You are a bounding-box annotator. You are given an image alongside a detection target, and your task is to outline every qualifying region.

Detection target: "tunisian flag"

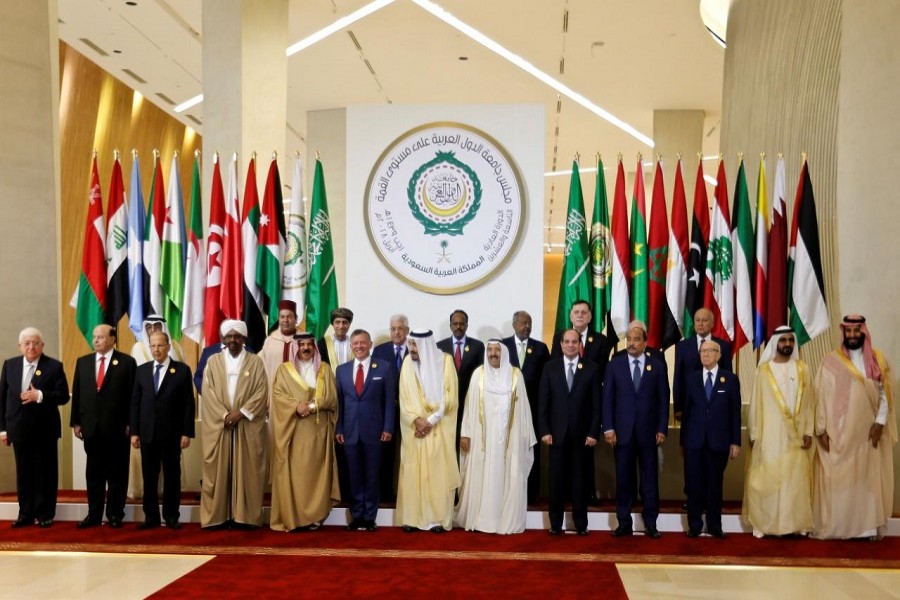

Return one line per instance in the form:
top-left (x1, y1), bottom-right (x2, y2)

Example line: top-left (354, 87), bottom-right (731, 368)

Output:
top-left (646, 160), bottom-right (669, 348)
top-left (203, 155), bottom-right (227, 344)
top-left (220, 154), bottom-right (243, 320)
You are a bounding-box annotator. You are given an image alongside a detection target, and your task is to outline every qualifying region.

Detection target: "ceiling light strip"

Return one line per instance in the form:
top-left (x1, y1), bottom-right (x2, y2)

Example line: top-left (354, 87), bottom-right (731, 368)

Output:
top-left (286, 0), bottom-right (398, 56)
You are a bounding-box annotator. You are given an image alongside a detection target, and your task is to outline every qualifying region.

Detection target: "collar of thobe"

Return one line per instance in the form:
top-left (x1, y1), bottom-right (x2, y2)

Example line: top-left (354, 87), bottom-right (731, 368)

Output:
top-left (298, 360), bottom-right (317, 387)
top-left (848, 347), bottom-right (867, 374)
top-left (224, 349), bottom-right (246, 371)
top-left (704, 367), bottom-right (718, 381)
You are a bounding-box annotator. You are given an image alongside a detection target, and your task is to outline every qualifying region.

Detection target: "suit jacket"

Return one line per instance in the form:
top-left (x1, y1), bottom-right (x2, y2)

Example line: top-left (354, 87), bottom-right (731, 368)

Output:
top-left (372, 341), bottom-right (407, 377)
top-left (131, 360), bottom-right (195, 445)
top-left (502, 335), bottom-right (549, 407)
top-left (611, 346), bottom-right (668, 373)
top-left (70, 349), bottom-right (136, 439)
top-left (335, 358), bottom-right (397, 445)
top-left (538, 357), bottom-right (601, 443)
top-left (680, 369), bottom-right (741, 453)
top-left (194, 343), bottom-right (223, 394)
top-left (550, 329), bottom-right (612, 374)
top-left (602, 352), bottom-right (670, 447)
top-left (437, 336), bottom-right (484, 402)
top-left (0, 354), bottom-right (69, 443)
top-left (673, 335), bottom-right (732, 416)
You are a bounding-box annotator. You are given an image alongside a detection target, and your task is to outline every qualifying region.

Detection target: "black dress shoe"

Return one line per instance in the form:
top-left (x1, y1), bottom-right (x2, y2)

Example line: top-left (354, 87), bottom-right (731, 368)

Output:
top-left (430, 526), bottom-right (446, 534)
top-left (108, 518), bottom-right (123, 529)
top-left (576, 529), bottom-right (589, 536)
top-left (347, 519), bottom-right (365, 531)
top-left (365, 520), bottom-right (378, 532)
top-left (548, 528), bottom-right (562, 535)
top-left (708, 529), bottom-right (727, 539)
top-left (11, 518), bottom-right (33, 528)
top-left (686, 528), bottom-right (701, 538)
top-left (402, 525), bottom-right (417, 533)
top-left (38, 519), bottom-right (53, 528)
top-left (644, 527), bottom-right (661, 539)
top-left (610, 525), bottom-right (633, 538)
top-left (165, 519), bottom-right (181, 530)
top-left (138, 520), bottom-right (160, 530)
top-left (77, 517), bottom-right (101, 529)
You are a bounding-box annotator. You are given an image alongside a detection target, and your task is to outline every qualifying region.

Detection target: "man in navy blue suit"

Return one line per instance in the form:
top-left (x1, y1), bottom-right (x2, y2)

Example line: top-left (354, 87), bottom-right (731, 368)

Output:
top-left (673, 308), bottom-right (732, 421)
top-left (437, 309), bottom-right (484, 454)
top-left (335, 329), bottom-right (396, 531)
top-left (681, 340), bottom-right (741, 539)
top-left (371, 314), bottom-right (410, 501)
top-left (502, 310), bottom-right (549, 503)
top-left (602, 321), bottom-right (670, 539)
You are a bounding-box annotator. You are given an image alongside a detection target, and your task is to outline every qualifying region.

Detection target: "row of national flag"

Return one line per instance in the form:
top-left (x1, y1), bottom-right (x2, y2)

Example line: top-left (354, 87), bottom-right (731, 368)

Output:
top-left (555, 153), bottom-right (829, 352)
top-left (74, 150), bottom-right (339, 349)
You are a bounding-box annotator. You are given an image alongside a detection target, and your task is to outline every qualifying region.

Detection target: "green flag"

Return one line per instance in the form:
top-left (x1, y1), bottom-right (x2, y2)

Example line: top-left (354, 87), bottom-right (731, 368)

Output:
top-left (590, 157), bottom-right (611, 331)
top-left (630, 159), bottom-right (648, 323)
top-left (160, 155), bottom-right (186, 340)
top-left (554, 160), bottom-right (591, 332)
top-left (304, 159), bottom-right (339, 338)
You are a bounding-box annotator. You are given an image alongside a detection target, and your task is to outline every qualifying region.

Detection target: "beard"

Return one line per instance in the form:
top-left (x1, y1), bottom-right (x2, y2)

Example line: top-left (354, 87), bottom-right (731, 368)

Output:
top-left (777, 345), bottom-right (794, 357)
top-left (843, 334), bottom-right (865, 350)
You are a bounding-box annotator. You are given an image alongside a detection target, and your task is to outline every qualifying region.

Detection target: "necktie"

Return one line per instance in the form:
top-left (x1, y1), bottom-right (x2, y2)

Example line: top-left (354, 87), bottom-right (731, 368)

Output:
top-left (454, 342), bottom-right (462, 370)
top-left (518, 342), bottom-right (526, 366)
top-left (395, 346), bottom-right (403, 372)
top-left (282, 341), bottom-right (291, 362)
top-left (154, 363), bottom-right (163, 393)
top-left (579, 335), bottom-right (584, 358)
top-left (632, 359), bottom-right (641, 392)
top-left (705, 371), bottom-right (713, 401)
top-left (96, 356), bottom-right (106, 390)
top-left (22, 363), bottom-right (35, 391)
top-left (566, 362), bottom-right (574, 392)
top-left (355, 363), bottom-right (364, 395)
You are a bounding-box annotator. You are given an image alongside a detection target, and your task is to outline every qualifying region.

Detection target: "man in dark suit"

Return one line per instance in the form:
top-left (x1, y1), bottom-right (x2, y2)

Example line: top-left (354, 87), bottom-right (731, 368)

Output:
top-left (335, 329), bottom-right (396, 531)
top-left (602, 321), bottom-right (670, 539)
top-left (502, 310), bottom-right (549, 503)
top-left (681, 340), bottom-right (741, 539)
top-left (130, 331), bottom-right (195, 530)
top-left (673, 307), bottom-right (732, 420)
top-left (538, 329), bottom-right (601, 535)
top-left (0, 327), bottom-right (69, 528)
top-left (71, 324), bottom-right (137, 528)
top-left (437, 309), bottom-right (484, 453)
top-left (371, 314), bottom-right (409, 502)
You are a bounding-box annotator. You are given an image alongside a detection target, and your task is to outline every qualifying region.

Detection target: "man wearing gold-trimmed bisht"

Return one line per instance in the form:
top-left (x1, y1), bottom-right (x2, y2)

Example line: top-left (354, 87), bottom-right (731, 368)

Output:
top-left (396, 329), bottom-right (460, 533)
top-left (455, 340), bottom-right (535, 534)
top-left (270, 333), bottom-right (339, 531)
top-left (813, 314), bottom-right (895, 540)
top-left (743, 326), bottom-right (814, 538)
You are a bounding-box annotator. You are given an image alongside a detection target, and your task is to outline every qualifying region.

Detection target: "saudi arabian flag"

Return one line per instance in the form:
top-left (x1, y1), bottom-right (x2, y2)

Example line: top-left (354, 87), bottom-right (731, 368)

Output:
top-left (630, 159), bottom-right (648, 323)
top-left (554, 160), bottom-right (591, 332)
top-left (590, 157), bottom-right (611, 329)
top-left (304, 158), bottom-right (339, 338)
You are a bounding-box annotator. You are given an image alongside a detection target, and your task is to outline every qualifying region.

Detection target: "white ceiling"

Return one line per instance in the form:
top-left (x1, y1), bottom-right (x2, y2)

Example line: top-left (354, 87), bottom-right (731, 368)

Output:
top-left (57, 0), bottom-right (725, 250)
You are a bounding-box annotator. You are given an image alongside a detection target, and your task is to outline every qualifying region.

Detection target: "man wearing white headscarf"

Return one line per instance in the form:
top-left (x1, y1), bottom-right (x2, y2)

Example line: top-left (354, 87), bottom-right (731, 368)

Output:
top-left (813, 315), bottom-right (895, 540)
top-left (455, 340), bottom-right (535, 534)
top-left (269, 333), bottom-right (339, 531)
top-left (396, 329), bottom-right (460, 532)
top-left (200, 320), bottom-right (269, 528)
top-left (743, 326), bottom-right (814, 538)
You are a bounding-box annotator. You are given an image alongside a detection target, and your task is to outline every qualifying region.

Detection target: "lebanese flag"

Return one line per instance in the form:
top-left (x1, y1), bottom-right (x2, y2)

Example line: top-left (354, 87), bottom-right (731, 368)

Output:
top-left (684, 160), bottom-right (710, 338)
top-left (203, 155), bottom-right (227, 344)
top-left (703, 159), bottom-right (733, 342)
top-left (105, 155), bottom-right (129, 327)
top-left (646, 160), bottom-right (669, 348)
top-left (609, 159), bottom-right (631, 338)
top-left (182, 152), bottom-right (206, 344)
top-left (220, 154), bottom-right (243, 320)
top-left (766, 157), bottom-right (788, 336)
top-left (753, 156), bottom-right (769, 348)
top-left (731, 158), bottom-right (754, 353)
top-left (75, 155), bottom-right (108, 345)
top-left (143, 154), bottom-right (166, 316)
top-left (662, 159), bottom-right (688, 349)
top-left (241, 157), bottom-right (265, 351)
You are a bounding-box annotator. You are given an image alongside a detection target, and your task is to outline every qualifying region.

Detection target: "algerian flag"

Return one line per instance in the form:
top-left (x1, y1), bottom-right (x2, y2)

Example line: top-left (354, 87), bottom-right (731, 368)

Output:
top-left (160, 154), bottom-right (187, 340)
top-left (182, 152), bottom-right (206, 344)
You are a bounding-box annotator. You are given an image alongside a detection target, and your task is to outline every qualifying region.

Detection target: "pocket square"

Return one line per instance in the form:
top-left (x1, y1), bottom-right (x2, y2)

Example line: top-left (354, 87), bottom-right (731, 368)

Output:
top-left (716, 389), bottom-right (726, 393)
top-left (373, 376), bottom-right (383, 381)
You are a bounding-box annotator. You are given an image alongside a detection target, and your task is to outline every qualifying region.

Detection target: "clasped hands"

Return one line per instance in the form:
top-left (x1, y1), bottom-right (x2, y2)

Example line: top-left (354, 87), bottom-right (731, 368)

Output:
top-left (413, 417), bottom-right (433, 439)
top-left (224, 409), bottom-right (245, 429)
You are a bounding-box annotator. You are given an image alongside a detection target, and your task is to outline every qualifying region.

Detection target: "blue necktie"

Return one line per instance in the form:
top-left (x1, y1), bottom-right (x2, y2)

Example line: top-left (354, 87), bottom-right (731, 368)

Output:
top-left (705, 371), bottom-right (713, 401)
top-left (632, 359), bottom-right (641, 392)
top-left (395, 346), bottom-right (403, 372)
top-left (154, 363), bottom-right (163, 394)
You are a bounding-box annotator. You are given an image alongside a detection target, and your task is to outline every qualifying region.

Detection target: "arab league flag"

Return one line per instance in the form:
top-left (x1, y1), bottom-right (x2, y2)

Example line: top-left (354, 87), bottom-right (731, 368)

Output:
top-left (241, 157), bottom-right (266, 352)
top-left (160, 154), bottom-right (187, 341)
top-left (590, 157), bottom-right (611, 330)
top-left (647, 159), bottom-right (669, 348)
top-left (704, 159), bottom-right (734, 342)
top-left (630, 158), bottom-right (649, 324)
top-left (257, 157), bottom-right (287, 333)
top-left (663, 158), bottom-right (688, 349)
top-left (105, 154), bottom-right (129, 327)
top-left (76, 155), bottom-right (108, 345)
top-left (788, 159), bottom-right (828, 345)
top-left (127, 154), bottom-right (146, 335)
top-left (609, 159), bottom-right (631, 338)
top-left (732, 157), bottom-right (754, 353)
top-left (305, 158), bottom-right (339, 338)
top-left (554, 160), bottom-right (591, 332)
top-left (182, 152), bottom-right (206, 344)
top-left (282, 155), bottom-right (308, 315)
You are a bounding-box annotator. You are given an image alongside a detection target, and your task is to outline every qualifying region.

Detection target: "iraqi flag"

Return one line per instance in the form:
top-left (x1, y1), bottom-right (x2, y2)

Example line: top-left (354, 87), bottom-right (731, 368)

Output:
top-left (788, 159), bottom-right (828, 345)
top-left (105, 154), bottom-right (129, 327)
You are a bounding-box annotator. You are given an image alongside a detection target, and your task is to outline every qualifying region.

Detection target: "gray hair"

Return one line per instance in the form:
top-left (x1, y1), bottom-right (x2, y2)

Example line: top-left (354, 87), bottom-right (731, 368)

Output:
top-left (389, 314), bottom-right (409, 327)
top-left (19, 327), bottom-right (44, 344)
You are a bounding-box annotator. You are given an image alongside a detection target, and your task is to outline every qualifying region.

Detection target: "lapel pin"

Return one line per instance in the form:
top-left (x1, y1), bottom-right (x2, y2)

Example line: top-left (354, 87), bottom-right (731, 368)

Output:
top-left (244, 370), bottom-right (250, 377)
top-left (112, 359), bottom-right (119, 366)
top-left (527, 347), bottom-right (533, 354)
top-left (35, 370), bottom-right (41, 376)
top-left (587, 336), bottom-right (593, 343)
top-left (577, 363), bottom-right (583, 370)
top-left (719, 376), bottom-right (725, 383)
top-left (465, 346), bottom-right (470, 353)
top-left (169, 368), bottom-right (176, 374)
top-left (372, 363), bottom-right (378, 369)
top-left (646, 365), bottom-right (652, 372)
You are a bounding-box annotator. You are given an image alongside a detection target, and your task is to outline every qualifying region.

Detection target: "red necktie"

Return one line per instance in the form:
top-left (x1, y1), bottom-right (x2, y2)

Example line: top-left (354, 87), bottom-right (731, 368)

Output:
top-left (96, 356), bottom-right (106, 390)
top-left (355, 363), bottom-right (364, 395)
top-left (454, 342), bottom-right (462, 370)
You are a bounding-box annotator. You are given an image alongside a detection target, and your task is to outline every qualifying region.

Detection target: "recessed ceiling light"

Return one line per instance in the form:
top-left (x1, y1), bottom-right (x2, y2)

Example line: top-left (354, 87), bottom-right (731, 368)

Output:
top-left (458, 56), bottom-right (468, 61)
top-left (126, 1), bottom-right (137, 6)
top-left (113, 49), bottom-right (121, 54)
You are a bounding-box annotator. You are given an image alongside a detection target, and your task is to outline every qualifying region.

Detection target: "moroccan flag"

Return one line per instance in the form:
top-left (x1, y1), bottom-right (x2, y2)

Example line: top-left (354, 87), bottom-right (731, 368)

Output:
top-left (241, 157), bottom-right (266, 351)
top-left (305, 158), bottom-right (339, 338)
top-left (589, 157), bottom-right (611, 331)
top-left (160, 155), bottom-right (187, 341)
top-left (282, 155), bottom-right (308, 316)
top-left (788, 159), bottom-right (829, 345)
top-left (663, 159), bottom-right (688, 349)
top-left (257, 157), bottom-right (287, 333)
top-left (143, 154), bottom-right (165, 316)
top-left (766, 157), bottom-right (789, 336)
top-left (105, 154), bottom-right (129, 327)
top-left (684, 159), bottom-right (710, 338)
top-left (609, 159), bottom-right (631, 338)
top-left (554, 161), bottom-right (591, 332)
top-left (630, 159), bottom-right (649, 324)
top-left (76, 155), bottom-right (108, 345)
top-left (182, 152), bottom-right (206, 344)
top-left (220, 154), bottom-right (243, 320)
top-left (731, 158), bottom-right (754, 353)
top-left (203, 155), bottom-right (227, 344)
top-left (753, 156), bottom-right (769, 348)
top-left (127, 154), bottom-right (145, 335)
top-left (704, 159), bottom-right (734, 342)
top-left (646, 160), bottom-right (669, 348)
